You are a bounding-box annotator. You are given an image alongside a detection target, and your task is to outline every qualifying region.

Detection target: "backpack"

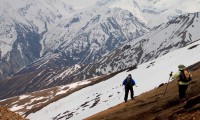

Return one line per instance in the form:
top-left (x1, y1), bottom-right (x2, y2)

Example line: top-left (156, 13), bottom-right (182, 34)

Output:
top-left (179, 70), bottom-right (192, 82)
top-left (125, 76), bottom-right (133, 86)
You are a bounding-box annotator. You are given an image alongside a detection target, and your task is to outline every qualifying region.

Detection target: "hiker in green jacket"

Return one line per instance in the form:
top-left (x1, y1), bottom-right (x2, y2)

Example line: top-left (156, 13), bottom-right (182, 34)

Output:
top-left (170, 64), bottom-right (192, 102)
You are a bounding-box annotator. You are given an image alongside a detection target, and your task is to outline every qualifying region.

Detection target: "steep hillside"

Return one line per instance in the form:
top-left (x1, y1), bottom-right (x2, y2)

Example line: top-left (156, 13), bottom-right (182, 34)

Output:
top-left (0, 106), bottom-right (26, 120)
top-left (0, 0), bottom-right (151, 80)
top-left (85, 62), bottom-right (200, 120)
top-left (26, 39), bottom-right (200, 119)
top-left (0, 1), bottom-right (200, 119)
top-left (0, 38), bottom-right (200, 120)
top-left (93, 12), bottom-right (200, 73)
top-left (0, 0), bottom-right (74, 79)
top-left (2, 11), bottom-right (198, 100)
top-left (1, 0), bottom-right (200, 101)
top-left (0, 71), bottom-right (125, 116)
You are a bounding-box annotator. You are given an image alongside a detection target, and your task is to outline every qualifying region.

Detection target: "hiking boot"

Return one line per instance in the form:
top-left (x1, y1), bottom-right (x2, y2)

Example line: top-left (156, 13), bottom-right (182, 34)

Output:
top-left (179, 98), bottom-right (186, 103)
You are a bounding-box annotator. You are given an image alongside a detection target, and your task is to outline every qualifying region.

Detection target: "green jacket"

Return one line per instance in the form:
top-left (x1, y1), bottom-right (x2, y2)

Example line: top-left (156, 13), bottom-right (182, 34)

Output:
top-left (172, 71), bottom-right (192, 85)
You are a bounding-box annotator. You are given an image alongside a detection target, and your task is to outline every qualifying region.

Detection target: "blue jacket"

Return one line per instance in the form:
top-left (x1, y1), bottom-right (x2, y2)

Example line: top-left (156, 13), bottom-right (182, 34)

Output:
top-left (123, 77), bottom-right (135, 86)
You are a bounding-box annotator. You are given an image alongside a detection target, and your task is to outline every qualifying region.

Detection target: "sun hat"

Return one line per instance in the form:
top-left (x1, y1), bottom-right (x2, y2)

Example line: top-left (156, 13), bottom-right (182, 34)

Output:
top-left (178, 64), bottom-right (186, 70)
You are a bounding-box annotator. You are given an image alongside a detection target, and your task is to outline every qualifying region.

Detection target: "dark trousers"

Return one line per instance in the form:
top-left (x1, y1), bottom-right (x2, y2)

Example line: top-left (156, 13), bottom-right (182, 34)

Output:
top-left (178, 85), bottom-right (188, 99)
top-left (124, 86), bottom-right (134, 102)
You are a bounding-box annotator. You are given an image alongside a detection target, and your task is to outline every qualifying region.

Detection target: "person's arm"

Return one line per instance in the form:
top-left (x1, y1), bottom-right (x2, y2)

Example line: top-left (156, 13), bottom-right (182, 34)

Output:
top-left (122, 79), bottom-right (126, 85)
top-left (131, 79), bottom-right (136, 86)
top-left (171, 71), bottom-right (180, 79)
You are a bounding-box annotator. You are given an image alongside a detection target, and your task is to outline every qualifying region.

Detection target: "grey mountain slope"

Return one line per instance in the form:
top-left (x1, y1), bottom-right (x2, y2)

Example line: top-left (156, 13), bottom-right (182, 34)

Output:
top-left (0, 1), bottom-right (149, 80)
top-left (40, 7), bottom-right (149, 67)
top-left (0, 18), bottom-right (42, 79)
top-left (12, 7), bottom-right (150, 76)
top-left (0, 0), bottom-right (74, 80)
top-left (0, 12), bottom-right (200, 100)
top-left (82, 12), bottom-right (200, 75)
top-left (1, 0), bottom-right (200, 81)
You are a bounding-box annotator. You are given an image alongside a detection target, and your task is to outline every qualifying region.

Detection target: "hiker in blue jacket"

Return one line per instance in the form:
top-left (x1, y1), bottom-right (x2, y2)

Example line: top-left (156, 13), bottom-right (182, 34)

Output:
top-left (123, 74), bottom-right (136, 103)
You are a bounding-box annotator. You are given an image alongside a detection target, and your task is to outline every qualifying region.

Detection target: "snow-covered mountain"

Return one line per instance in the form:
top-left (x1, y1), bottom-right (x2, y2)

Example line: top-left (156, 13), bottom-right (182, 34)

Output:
top-left (0, 0), bottom-right (150, 80)
top-left (27, 39), bottom-right (200, 120)
top-left (0, 0), bottom-right (75, 79)
top-left (0, 11), bottom-right (200, 100)
top-left (1, 37), bottom-right (200, 120)
top-left (94, 12), bottom-right (200, 73)
top-left (25, 0), bottom-right (200, 73)
top-left (0, 0), bottom-right (200, 99)
top-left (0, 0), bottom-right (200, 119)
top-left (1, 0), bottom-right (200, 80)
top-left (96, 0), bottom-right (200, 27)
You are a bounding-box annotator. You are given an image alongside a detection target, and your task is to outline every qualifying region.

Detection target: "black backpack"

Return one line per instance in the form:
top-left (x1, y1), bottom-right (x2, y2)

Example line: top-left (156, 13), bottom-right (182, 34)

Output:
top-left (179, 70), bottom-right (192, 82)
top-left (125, 76), bottom-right (132, 86)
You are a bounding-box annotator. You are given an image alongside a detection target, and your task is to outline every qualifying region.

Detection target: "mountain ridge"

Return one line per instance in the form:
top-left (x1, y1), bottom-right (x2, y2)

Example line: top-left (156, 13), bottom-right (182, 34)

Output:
top-left (1, 0), bottom-right (200, 80)
top-left (1, 37), bottom-right (200, 119)
top-left (0, 11), bottom-right (200, 100)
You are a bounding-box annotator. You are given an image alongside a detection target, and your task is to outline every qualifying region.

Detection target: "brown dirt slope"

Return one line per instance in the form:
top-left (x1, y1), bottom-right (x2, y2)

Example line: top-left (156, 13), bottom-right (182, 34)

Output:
top-left (0, 107), bottom-right (26, 120)
top-left (85, 61), bottom-right (200, 120)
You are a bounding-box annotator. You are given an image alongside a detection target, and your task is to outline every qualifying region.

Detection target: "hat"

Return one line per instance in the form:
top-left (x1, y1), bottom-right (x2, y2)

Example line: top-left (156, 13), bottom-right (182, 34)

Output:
top-left (178, 64), bottom-right (186, 70)
top-left (128, 74), bottom-right (132, 77)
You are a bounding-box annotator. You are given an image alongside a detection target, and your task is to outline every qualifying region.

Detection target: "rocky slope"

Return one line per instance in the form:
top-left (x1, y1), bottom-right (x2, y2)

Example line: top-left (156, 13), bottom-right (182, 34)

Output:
top-left (0, 0), bottom-right (200, 101)
top-left (1, 37), bottom-right (200, 119)
top-left (0, 67), bottom-right (126, 117)
top-left (1, 12), bottom-right (199, 100)
top-left (0, 106), bottom-right (26, 120)
top-left (0, 0), bottom-right (150, 80)
top-left (1, 0), bottom-right (200, 80)
top-left (85, 62), bottom-right (200, 120)
top-left (0, 0), bottom-right (74, 79)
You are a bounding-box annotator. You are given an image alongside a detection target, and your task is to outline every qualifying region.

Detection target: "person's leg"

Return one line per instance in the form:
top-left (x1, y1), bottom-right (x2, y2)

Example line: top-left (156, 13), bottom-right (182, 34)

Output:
top-left (124, 88), bottom-right (129, 102)
top-left (182, 85), bottom-right (188, 98)
top-left (179, 85), bottom-right (188, 102)
top-left (179, 85), bottom-right (184, 99)
top-left (130, 87), bottom-right (134, 99)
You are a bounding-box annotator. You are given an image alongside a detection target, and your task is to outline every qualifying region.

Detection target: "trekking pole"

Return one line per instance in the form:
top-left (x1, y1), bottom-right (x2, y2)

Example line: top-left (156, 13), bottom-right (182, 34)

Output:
top-left (163, 72), bottom-right (173, 96)
top-left (119, 87), bottom-right (124, 99)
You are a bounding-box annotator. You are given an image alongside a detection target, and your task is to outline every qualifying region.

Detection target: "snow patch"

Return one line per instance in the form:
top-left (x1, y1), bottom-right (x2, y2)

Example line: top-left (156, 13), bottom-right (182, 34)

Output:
top-left (28, 40), bottom-right (200, 120)
top-left (19, 95), bottom-right (31, 100)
